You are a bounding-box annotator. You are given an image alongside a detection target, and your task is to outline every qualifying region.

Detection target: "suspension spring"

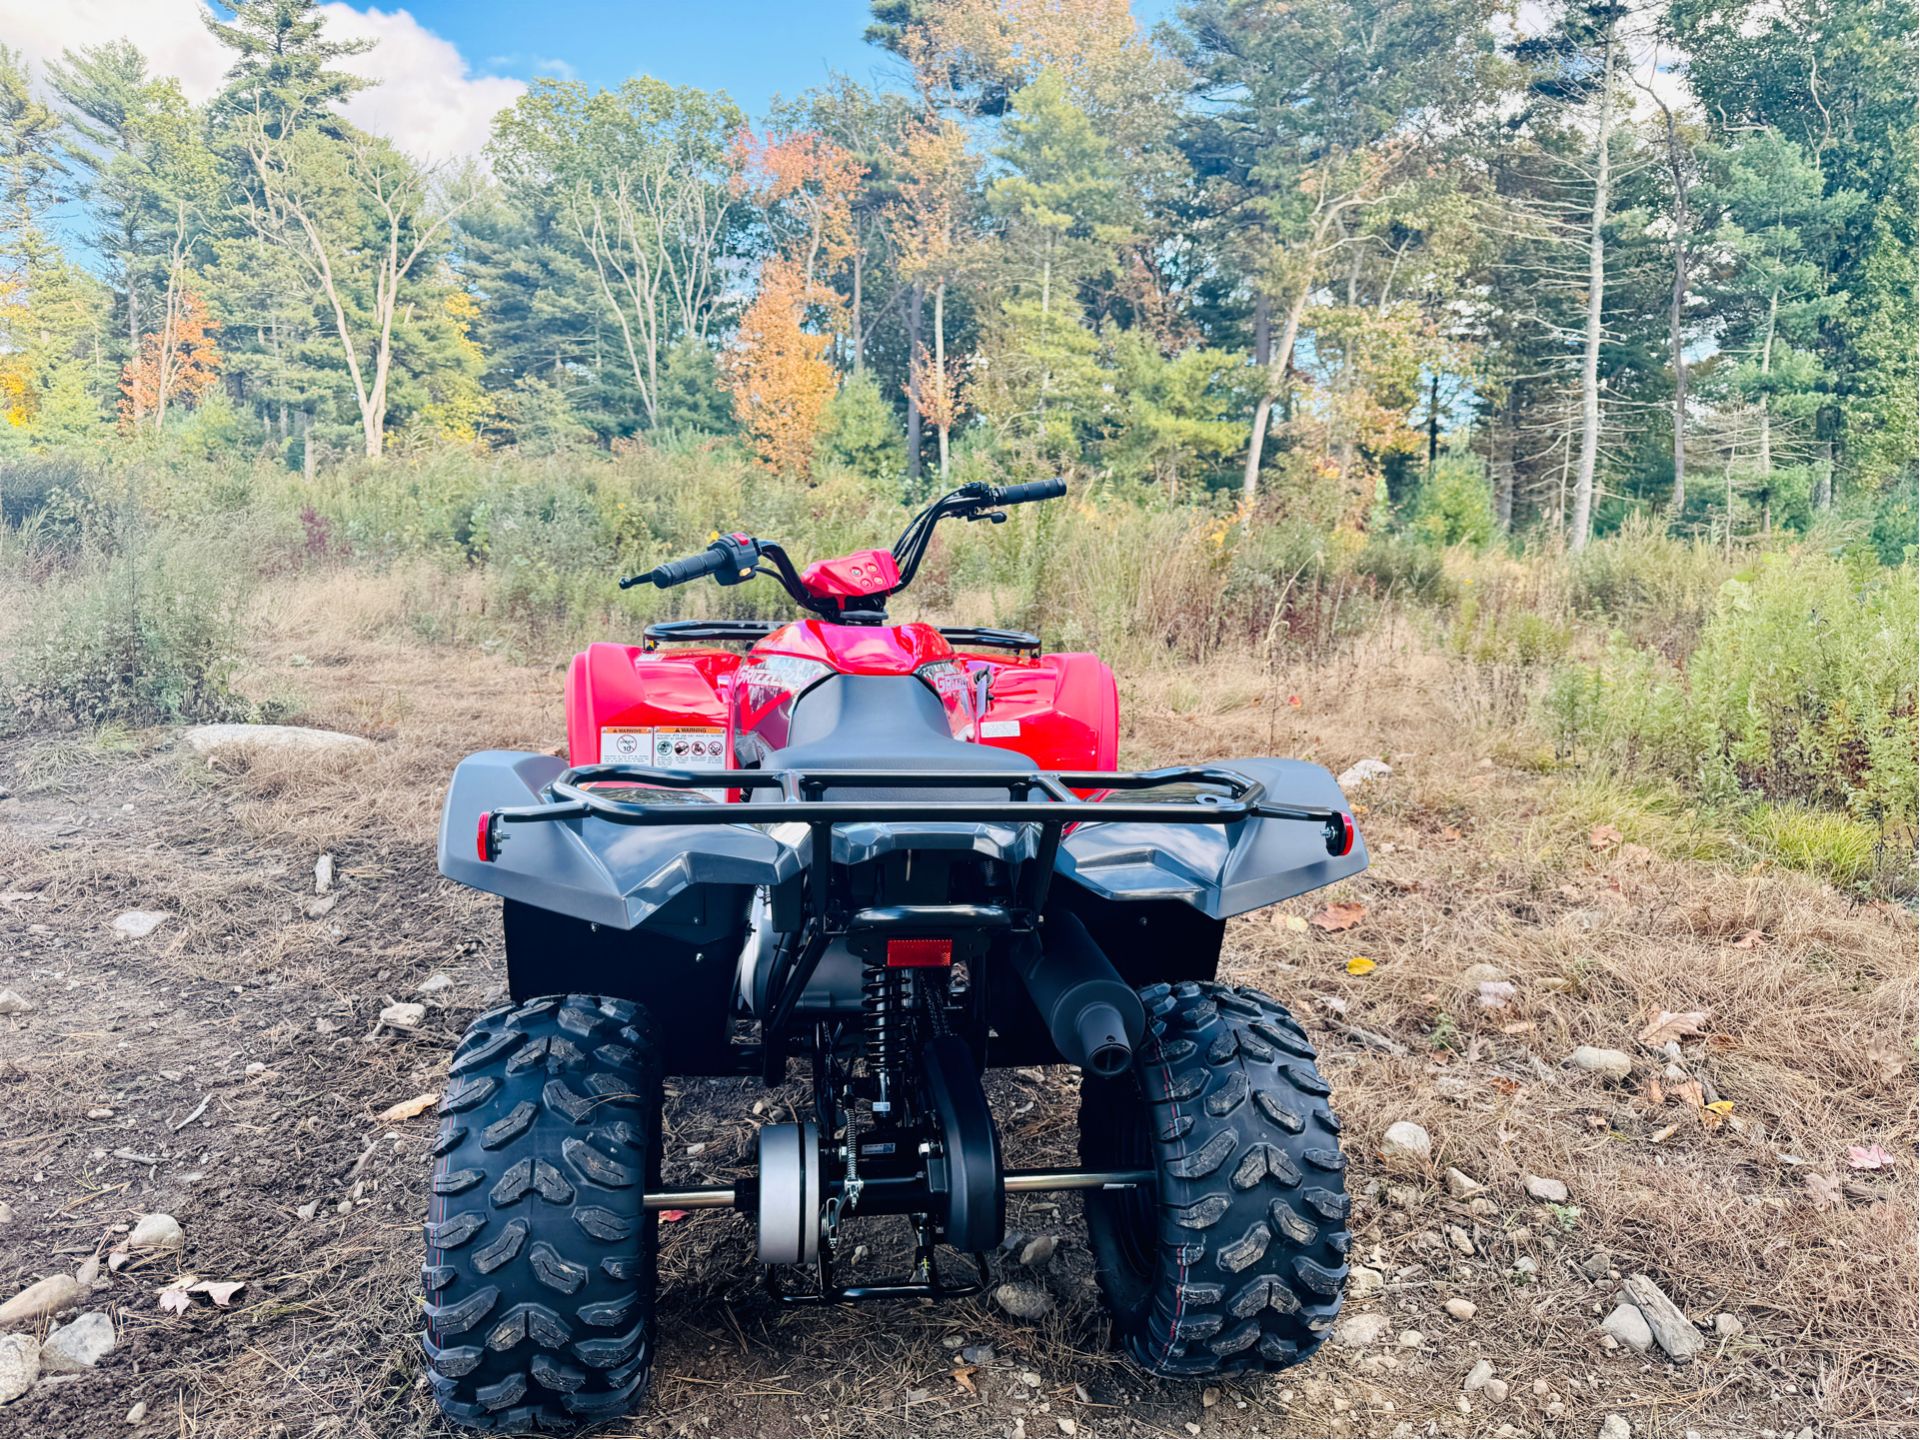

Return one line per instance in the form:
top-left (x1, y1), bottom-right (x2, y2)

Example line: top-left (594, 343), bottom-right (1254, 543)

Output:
top-left (862, 960), bottom-right (902, 1116)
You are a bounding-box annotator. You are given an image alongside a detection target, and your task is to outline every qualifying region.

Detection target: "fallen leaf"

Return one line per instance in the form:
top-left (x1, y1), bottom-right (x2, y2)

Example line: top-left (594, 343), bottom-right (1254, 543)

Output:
top-left (1345, 956), bottom-right (1377, 976)
top-left (1488, 1076), bottom-right (1521, 1096)
top-left (157, 1285), bottom-right (193, 1315)
top-left (376, 1092), bottom-right (439, 1125)
top-left (1702, 1099), bottom-right (1735, 1132)
top-left (1671, 1079), bottom-right (1705, 1110)
top-left (1649, 1122), bottom-right (1679, 1143)
top-left (659, 1209), bottom-right (688, 1223)
top-left (1499, 1021), bottom-right (1536, 1035)
top-left (952, 1365), bottom-right (978, 1395)
top-left (1439, 825), bottom-right (1463, 842)
top-left (1274, 913), bottom-right (1310, 934)
top-left (1617, 842), bottom-right (1652, 865)
top-left (1584, 1113), bottom-right (1608, 1129)
top-left (1864, 1036), bottom-right (1905, 1081)
top-left (1645, 1077), bottom-right (1666, 1105)
top-left (1847, 1144), bottom-right (1897, 1171)
top-left (191, 1280), bottom-right (246, 1307)
top-left (1639, 1008), bottom-right (1711, 1046)
top-left (1588, 823), bottom-right (1623, 852)
top-left (1805, 1171), bottom-right (1843, 1211)
top-left (1311, 902), bottom-right (1367, 932)
top-left (1729, 930), bottom-right (1764, 950)
top-left (1287, 694), bottom-right (1302, 709)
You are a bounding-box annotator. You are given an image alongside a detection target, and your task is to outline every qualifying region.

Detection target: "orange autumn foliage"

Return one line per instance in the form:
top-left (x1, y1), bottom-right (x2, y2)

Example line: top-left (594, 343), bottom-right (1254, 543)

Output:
top-left (724, 257), bottom-right (837, 479)
top-left (119, 289), bottom-right (222, 430)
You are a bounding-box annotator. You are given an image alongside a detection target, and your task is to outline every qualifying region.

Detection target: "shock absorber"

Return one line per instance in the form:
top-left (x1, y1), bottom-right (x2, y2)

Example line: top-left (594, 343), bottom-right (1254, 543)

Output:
top-left (862, 959), bottom-right (902, 1117)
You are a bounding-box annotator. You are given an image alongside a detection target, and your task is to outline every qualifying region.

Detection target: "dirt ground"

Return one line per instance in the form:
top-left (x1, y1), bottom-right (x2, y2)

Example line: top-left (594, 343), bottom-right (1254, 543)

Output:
top-left (0, 576), bottom-right (1914, 1439)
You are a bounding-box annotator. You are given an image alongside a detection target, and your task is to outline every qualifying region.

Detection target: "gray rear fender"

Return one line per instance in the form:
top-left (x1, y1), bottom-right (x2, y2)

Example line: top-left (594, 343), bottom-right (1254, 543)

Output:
top-left (1057, 758), bottom-right (1366, 920)
top-left (436, 750), bottom-right (802, 932)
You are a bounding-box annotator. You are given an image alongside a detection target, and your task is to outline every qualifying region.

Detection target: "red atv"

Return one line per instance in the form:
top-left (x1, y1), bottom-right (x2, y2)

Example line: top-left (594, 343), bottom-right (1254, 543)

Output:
top-left (426, 480), bottom-right (1365, 1430)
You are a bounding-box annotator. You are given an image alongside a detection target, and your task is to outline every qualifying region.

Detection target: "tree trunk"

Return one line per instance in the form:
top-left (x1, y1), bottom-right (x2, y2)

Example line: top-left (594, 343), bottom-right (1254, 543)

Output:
top-left (1757, 285), bottom-right (1779, 484)
top-left (1815, 439), bottom-right (1833, 510)
top-left (1569, 20), bottom-right (1617, 552)
top-left (850, 246), bottom-right (864, 374)
top-left (1241, 285), bottom-right (1312, 501)
top-left (933, 282), bottom-right (950, 484)
top-left (905, 282), bottom-right (925, 484)
top-left (1662, 105), bottom-right (1691, 515)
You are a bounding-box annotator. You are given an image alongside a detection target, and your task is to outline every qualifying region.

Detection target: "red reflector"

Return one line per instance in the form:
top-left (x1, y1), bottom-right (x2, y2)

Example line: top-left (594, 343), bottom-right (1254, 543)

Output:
top-left (1330, 811), bottom-right (1356, 857)
top-left (886, 937), bottom-right (952, 968)
top-left (476, 811), bottom-right (496, 862)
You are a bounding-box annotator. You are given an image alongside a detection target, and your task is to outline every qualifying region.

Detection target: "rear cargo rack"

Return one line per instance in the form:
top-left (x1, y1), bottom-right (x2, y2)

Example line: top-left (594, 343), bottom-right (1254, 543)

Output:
top-left (641, 619), bottom-right (1043, 654)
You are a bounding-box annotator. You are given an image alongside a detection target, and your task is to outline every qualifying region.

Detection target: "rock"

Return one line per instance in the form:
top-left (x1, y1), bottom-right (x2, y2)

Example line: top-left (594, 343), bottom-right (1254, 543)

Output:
top-left (1202, 1386), bottom-right (1220, 1408)
top-left (0, 1203), bottom-right (14, 1227)
top-left (1019, 1234), bottom-right (1059, 1267)
top-left (0, 991), bottom-right (33, 1016)
top-left (1602, 1302), bottom-right (1654, 1353)
top-left (1057, 1419), bottom-right (1077, 1436)
top-left (960, 1343), bottom-right (995, 1365)
top-left (1380, 1121), bottom-right (1432, 1168)
top-left (1599, 1414), bottom-right (1632, 1439)
top-left (1444, 1298), bottom-right (1477, 1321)
top-left (419, 974), bottom-right (454, 995)
top-left (1580, 1250), bottom-right (1612, 1280)
top-left (183, 724), bottom-right (374, 769)
top-left (1524, 1175), bottom-right (1569, 1203)
top-left (126, 1400), bottom-right (148, 1424)
top-left (1349, 1264), bottom-right (1384, 1298)
top-left (296, 1201), bottom-right (319, 1222)
top-left (0, 1275), bottom-right (88, 1326)
top-left (1463, 1359), bottom-right (1495, 1392)
top-left (1336, 1312), bottom-right (1390, 1348)
top-left (1398, 1330), bottom-right (1425, 1348)
top-left (1713, 1312), bottom-right (1743, 1339)
top-left (112, 910), bottom-right (170, 939)
top-left (1448, 1224), bottom-right (1476, 1256)
top-left (128, 1213), bottom-right (184, 1251)
top-left (1570, 1046), bottom-right (1633, 1080)
top-left (303, 895), bottom-right (337, 919)
top-left (1020, 1370), bottom-right (1043, 1387)
top-left (73, 1258), bottom-right (100, 1287)
top-left (1483, 1378), bottom-right (1510, 1403)
top-left (0, 1334), bottom-right (37, 1405)
top-left (379, 1002), bottom-right (426, 1029)
top-left (993, 1282), bottom-right (1054, 1320)
top-left (1337, 757), bottom-right (1393, 789)
top-left (1468, 1196), bottom-right (1498, 1218)
top-left (1459, 963), bottom-right (1506, 988)
top-left (1620, 1272), bottom-right (1706, 1360)
top-left (40, 1313), bottom-right (114, 1373)
top-left (314, 854), bottom-right (334, 894)
top-left (1445, 1167), bottom-right (1485, 1198)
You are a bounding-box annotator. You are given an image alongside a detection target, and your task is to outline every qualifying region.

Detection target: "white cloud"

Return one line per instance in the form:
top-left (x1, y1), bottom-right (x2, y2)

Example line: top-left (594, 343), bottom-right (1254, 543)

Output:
top-left (4, 0), bottom-right (522, 160)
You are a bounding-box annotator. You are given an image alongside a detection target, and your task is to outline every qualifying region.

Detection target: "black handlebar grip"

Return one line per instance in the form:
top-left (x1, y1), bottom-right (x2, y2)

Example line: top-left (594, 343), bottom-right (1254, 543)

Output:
top-left (647, 544), bottom-right (731, 588)
top-left (996, 477), bottom-right (1067, 505)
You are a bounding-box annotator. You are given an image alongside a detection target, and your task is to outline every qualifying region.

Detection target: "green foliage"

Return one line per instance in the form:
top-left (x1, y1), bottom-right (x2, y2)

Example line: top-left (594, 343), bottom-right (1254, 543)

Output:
top-left (3, 520), bottom-right (249, 727)
top-left (1407, 453), bottom-right (1496, 548)
top-left (1746, 804), bottom-right (1879, 889)
top-left (818, 371), bottom-right (905, 485)
top-left (653, 337), bottom-right (734, 438)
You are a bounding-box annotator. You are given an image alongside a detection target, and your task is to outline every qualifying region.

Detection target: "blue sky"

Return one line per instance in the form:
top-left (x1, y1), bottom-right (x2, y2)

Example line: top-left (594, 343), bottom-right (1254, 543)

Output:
top-left (405, 0), bottom-right (1178, 117)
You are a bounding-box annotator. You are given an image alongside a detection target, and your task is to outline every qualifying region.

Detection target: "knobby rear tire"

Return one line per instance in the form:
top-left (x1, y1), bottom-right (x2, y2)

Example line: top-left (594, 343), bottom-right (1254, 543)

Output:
top-left (421, 994), bottom-right (661, 1432)
top-left (1080, 981), bottom-right (1350, 1377)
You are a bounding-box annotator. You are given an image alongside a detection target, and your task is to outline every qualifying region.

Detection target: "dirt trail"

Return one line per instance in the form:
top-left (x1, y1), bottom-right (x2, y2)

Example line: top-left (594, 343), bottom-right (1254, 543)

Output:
top-left (0, 609), bottom-right (1912, 1438)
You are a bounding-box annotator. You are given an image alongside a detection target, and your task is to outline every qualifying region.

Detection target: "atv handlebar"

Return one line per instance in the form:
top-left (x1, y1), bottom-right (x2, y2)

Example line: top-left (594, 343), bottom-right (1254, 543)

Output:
top-left (991, 478), bottom-right (1067, 506)
top-left (621, 533), bottom-right (761, 591)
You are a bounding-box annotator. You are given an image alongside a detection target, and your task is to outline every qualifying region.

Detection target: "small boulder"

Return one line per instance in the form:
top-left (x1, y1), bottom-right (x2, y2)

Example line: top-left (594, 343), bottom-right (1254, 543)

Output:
top-left (1483, 1378), bottom-right (1510, 1403)
top-left (1463, 1358), bottom-right (1495, 1392)
top-left (184, 724), bottom-right (374, 769)
top-left (0, 1334), bottom-right (37, 1405)
top-left (303, 895), bottom-right (337, 920)
top-left (1713, 1312), bottom-right (1743, 1339)
top-left (1398, 1330), bottom-right (1425, 1348)
top-left (1524, 1175), bottom-right (1569, 1204)
top-left (126, 1400), bottom-right (148, 1424)
top-left (0, 1203), bottom-right (14, 1228)
top-left (40, 1312), bottom-right (115, 1373)
top-left (0, 1274), bottom-right (88, 1327)
top-left (0, 991), bottom-right (32, 1016)
top-left (1602, 1302), bottom-right (1654, 1353)
top-left (112, 911), bottom-right (170, 940)
top-left (128, 1213), bottom-right (184, 1251)
top-left (993, 1282), bottom-right (1054, 1321)
top-left (1349, 1264), bottom-right (1384, 1298)
top-left (1380, 1121), bottom-right (1432, 1169)
top-left (1336, 1312), bottom-right (1390, 1348)
top-left (1445, 1167), bottom-right (1485, 1198)
top-left (1336, 758), bottom-right (1392, 789)
top-left (419, 974), bottom-right (454, 996)
top-left (1019, 1235), bottom-right (1058, 1267)
top-left (1569, 1046), bottom-right (1633, 1081)
top-left (1445, 1298), bottom-right (1477, 1321)
top-left (1448, 1225), bottom-right (1476, 1256)
top-left (314, 853), bottom-right (334, 894)
top-left (1599, 1415), bottom-right (1632, 1439)
top-left (379, 1002), bottom-right (426, 1030)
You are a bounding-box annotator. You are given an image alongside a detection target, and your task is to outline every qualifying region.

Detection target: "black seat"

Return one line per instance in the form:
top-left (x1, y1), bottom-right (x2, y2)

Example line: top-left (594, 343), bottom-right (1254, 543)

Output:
top-left (770, 674), bottom-right (1034, 797)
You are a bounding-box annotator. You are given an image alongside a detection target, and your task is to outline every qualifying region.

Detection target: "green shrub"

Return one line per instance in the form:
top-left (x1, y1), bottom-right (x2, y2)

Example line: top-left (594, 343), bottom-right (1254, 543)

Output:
top-left (3, 530), bottom-right (250, 727)
top-left (818, 372), bottom-right (907, 487)
top-left (1566, 516), bottom-right (1734, 661)
top-left (1746, 804), bottom-right (1879, 889)
top-left (1408, 453), bottom-right (1496, 548)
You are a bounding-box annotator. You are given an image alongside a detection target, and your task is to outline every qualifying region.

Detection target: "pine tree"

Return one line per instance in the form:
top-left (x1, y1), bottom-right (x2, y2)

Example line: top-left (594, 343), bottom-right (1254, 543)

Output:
top-left (203, 0), bottom-right (372, 140)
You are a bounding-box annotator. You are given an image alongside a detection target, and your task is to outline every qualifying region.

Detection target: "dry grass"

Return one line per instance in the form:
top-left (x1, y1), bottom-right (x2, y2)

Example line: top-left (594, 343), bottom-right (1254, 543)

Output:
top-left (0, 570), bottom-right (1912, 1439)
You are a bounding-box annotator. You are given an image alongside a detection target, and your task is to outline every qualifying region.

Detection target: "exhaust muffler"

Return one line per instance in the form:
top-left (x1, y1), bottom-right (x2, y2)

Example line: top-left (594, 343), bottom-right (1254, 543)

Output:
top-left (1011, 911), bottom-right (1144, 1078)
